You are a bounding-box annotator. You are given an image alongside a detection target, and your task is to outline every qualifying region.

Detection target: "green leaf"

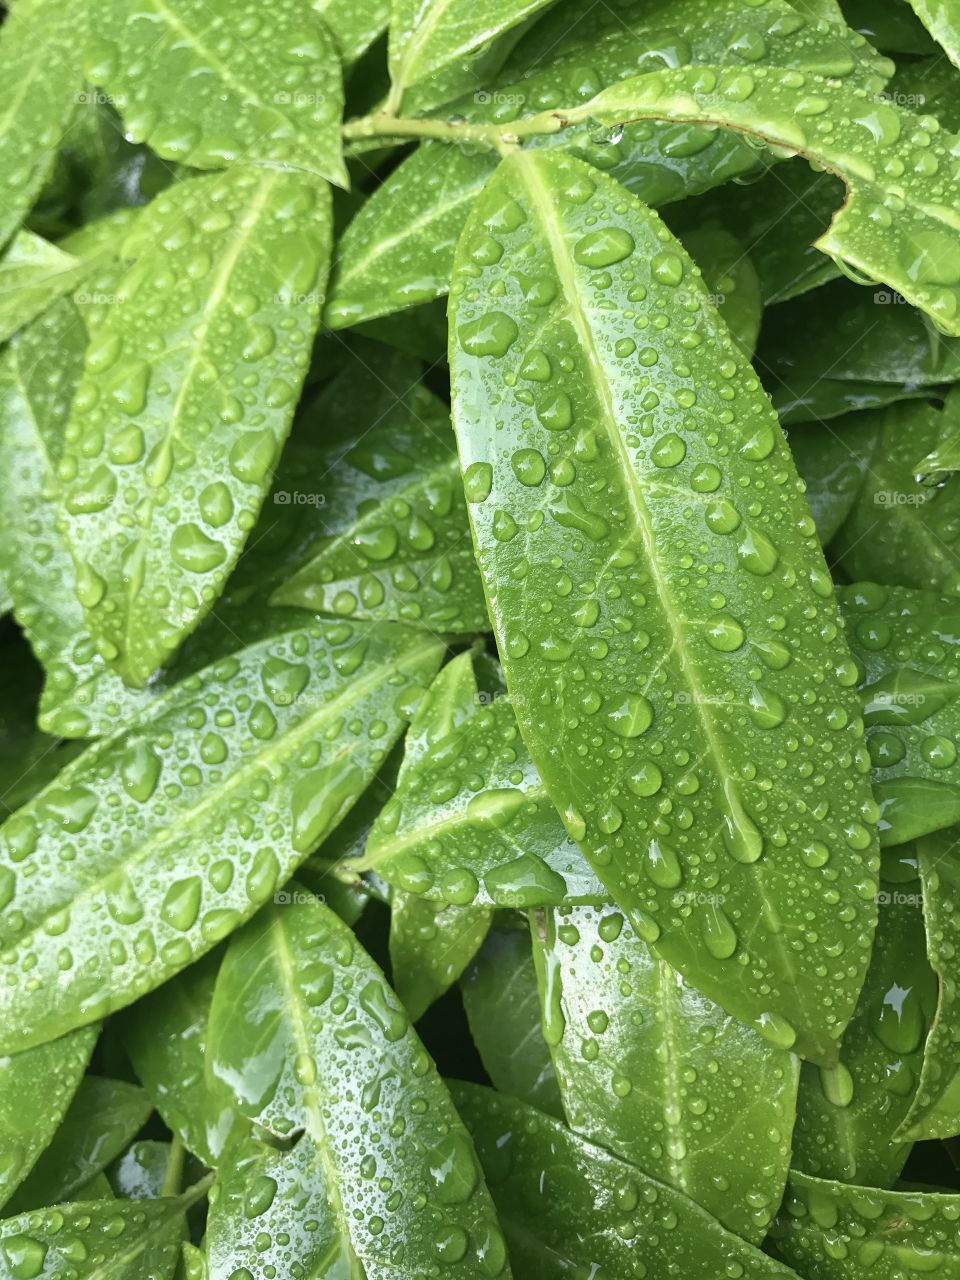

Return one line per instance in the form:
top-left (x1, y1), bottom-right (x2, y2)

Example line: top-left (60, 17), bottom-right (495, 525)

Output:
top-left (792, 850), bottom-right (934, 1184)
top-left (915, 386), bottom-right (960, 483)
top-left (0, 1026), bottom-right (97, 1212)
top-left (124, 950), bottom-right (230, 1168)
top-left (390, 893), bottom-right (492, 1021)
top-left (266, 385), bottom-right (488, 631)
top-left (892, 55), bottom-right (960, 132)
top-left (205, 892), bottom-right (511, 1279)
top-left (387, 0), bottom-right (556, 109)
top-left (450, 148), bottom-right (878, 1064)
top-left (461, 924), bottom-right (562, 1117)
top-left (843, 0), bottom-right (940, 54)
top-left (325, 144), bottom-right (499, 329)
top-left (0, 616), bottom-right (444, 1053)
top-left (679, 227), bottom-right (762, 357)
top-left (581, 65), bottom-right (960, 335)
top-left (107, 1140), bottom-right (173, 1201)
top-left (0, 640), bottom-right (83, 818)
top-left (0, 0), bottom-right (84, 250)
top-left (60, 167), bottom-right (332, 687)
top-left (85, 0), bottom-right (347, 185)
top-left (455, 1083), bottom-right (801, 1280)
top-left (0, 232), bottom-right (89, 345)
top-left (841, 583), bottom-right (960, 844)
top-left (313, 0), bottom-right (389, 63)
top-left (529, 903), bottom-right (798, 1241)
top-left (898, 826), bottom-right (960, 1139)
top-left (0, 1193), bottom-right (196, 1280)
top-left (0, 297), bottom-right (154, 739)
top-left (5, 1077), bottom-right (152, 1212)
top-left (823, 403), bottom-right (960, 597)
top-left (905, 0), bottom-right (960, 65)
top-left (768, 1170), bottom-right (960, 1278)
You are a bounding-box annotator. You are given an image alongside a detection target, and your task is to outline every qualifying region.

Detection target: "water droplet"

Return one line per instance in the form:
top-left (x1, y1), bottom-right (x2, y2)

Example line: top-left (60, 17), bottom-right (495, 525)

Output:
top-left (573, 227), bottom-right (635, 268)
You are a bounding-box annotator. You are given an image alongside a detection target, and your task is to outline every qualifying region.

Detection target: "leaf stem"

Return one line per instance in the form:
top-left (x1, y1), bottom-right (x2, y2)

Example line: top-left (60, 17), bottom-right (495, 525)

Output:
top-left (161, 1133), bottom-right (186, 1198)
top-left (341, 108), bottom-right (575, 154)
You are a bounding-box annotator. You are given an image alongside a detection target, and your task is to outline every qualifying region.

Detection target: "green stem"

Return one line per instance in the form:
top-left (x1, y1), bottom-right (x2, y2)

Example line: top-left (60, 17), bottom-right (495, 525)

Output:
top-left (341, 107), bottom-right (576, 154)
top-left (161, 1133), bottom-right (186, 1198)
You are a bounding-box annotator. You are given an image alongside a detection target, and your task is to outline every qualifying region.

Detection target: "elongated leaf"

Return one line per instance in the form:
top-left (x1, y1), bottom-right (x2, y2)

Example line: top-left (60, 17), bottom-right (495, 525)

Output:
top-left (85, 0), bottom-right (346, 184)
top-left (461, 924), bottom-right (561, 1116)
top-left (822, 403), bottom-right (960, 597)
top-left (792, 850), bottom-right (934, 1184)
top-left (6, 1078), bottom-right (152, 1212)
top-left (267, 387), bottom-right (488, 631)
top-left (450, 149), bottom-right (878, 1063)
top-left (581, 66), bottom-right (960, 334)
top-left (0, 1192), bottom-right (198, 1280)
top-left (390, 892), bottom-right (492, 1021)
top-left (768, 1170), bottom-right (960, 1278)
top-left (0, 616), bottom-right (443, 1053)
top-left (0, 296), bottom-right (153, 739)
top-left (530, 903), bottom-right (798, 1241)
top-left (0, 231), bottom-right (89, 344)
top-left (107, 1141), bottom-right (172, 1201)
top-left (893, 55), bottom-right (960, 132)
top-left (60, 167), bottom-right (332, 687)
top-left (0, 641), bottom-right (83, 818)
top-left (916, 386), bottom-right (960, 483)
top-left (0, 0), bottom-right (84, 250)
top-left (205, 892), bottom-right (511, 1279)
top-left (906, 0), bottom-right (960, 65)
top-left (455, 1084), bottom-right (800, 1280)
top-left (387, 0), bottom-right (555, 107)
top-left (841, 583), bottom-right (960, 844)
top-left (314, 0), bottom-right (389, 63)
top-left (898, 826), bottom-right (960, 1139)
top-left (680, 227), bottom-right (762, 357)
top-left (124, 950), bottom-right (230, 1168)
top-left (0, 1026), bottom-right (97, 1211)
top-left (843, 0), bottom-right (939, 54)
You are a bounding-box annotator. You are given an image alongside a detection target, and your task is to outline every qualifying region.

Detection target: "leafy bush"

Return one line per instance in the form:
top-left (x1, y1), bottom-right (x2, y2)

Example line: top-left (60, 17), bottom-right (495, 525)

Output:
top-left (0, 0), bottom-right (959, 1276)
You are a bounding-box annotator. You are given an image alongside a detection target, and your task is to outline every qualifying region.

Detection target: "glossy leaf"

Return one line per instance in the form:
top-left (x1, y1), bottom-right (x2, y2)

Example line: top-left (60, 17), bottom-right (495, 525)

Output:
top-left (455, 1084), bottom-right (800, 1280)
top-left (450, 148), bottom-right (878, 1063)
top-left (0, 0), bottom-right (84, 250)
top-left (461, 924), bottom-right (562, 1117)
top-left (680, 227), bottom-right (762, 357)
top-left (205, 892), bottom-right (511, 1279)
top-left (124, 950), bottom-right (229, 1168)
top-left (107, 1141), bottom-right (173, 1201)
top-left (5, 1077), bottom-right (152, 1212)
top-left (915, 386), bottom-right (960, 483)
top-left (0, 1026), bottom-right (97, 1212)
top-left (86, 0), bottom-right (347, 184)
top-left (390, 892), bottom-right (493, 1021)
top-left (792, 849), bottom-right (934, 1185)
top-left (898, 826), bottom-right (960, 1139)
top-left (530, 904), bottom-right (797, 1241)
top-left (841, 583), bottom-right (960, 844)
top-left (582, 65), bottom-right (960, 335)
top-left (387, 0), bottom-right (556, 108)
top-left (314, 0), bottom-right (389, 63)
top-left (0, 297), bottom-right (153, 739)
top-left (267, 386), bottom-right (488, 631)
top-left (0, 641), bottom-right (84, 818)
top-left (906, 0), bottom-right (960, 65)
top-left (0, 232), bottom-right (89, 345)
top-left (0, 1193), bottom-right (198, 1280)
top-left (768, 1170), bottom-right (960, 1278)
top-left (60, 167), bottom-right (332, 687)
top-left (0, 617), bottom-right (443, 1054)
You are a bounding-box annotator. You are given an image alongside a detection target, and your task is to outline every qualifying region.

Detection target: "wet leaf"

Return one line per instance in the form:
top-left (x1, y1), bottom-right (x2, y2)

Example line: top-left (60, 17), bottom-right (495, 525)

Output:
top-left (314, 0), bottom-right (389, 63)
top-left (87, 0), bottom-right (347, 184)
top-left (0, 617), bottom-right (443, 1053)
top-left (59, 167), bottom-right (332, 687)
top-left (905, 0), bottom-right (960, 66)
top-left (0, 232), bottom-right (89, 345)
top-left (529, 903), bottom-right (798, 1241)
top-left (390, 892), bottom-right (493, 1021)
top-left (205, 892), bottom-right (511, 1278)
top-left (449, 148), bottom-right (878, 1064)
top-left (455, 1083), bottom-right (800, 1279)
top-left (107, 1140), bottom-right (173, 1201)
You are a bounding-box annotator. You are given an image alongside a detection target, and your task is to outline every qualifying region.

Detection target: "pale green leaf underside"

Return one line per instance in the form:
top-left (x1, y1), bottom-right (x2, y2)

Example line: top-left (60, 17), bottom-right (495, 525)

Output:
top-left (86, 0), bottom-right (347, 184)
top-left (449, 148), bottom-right (878, 1064)
top-left (581, 65), bottom-right (960, 335)
top-left (769, 1171), bottom-right (960, 1278)
top-left (906, 0), bottom-right (960, 68)
top-left (0, 231), bottom-right (89, 345)
top-left (0, 617), bottom-right (443, 1053)
top-left (390, 893), bottom-right (492, 1022)
top-left (60, 166), bottom-right (332, 687)
top-left (313, 0), bottom-right (389, 63)
top-left (205, 895), bottom-right (511, 1279)
top-left (531, 904), bottom-right (798, 1243)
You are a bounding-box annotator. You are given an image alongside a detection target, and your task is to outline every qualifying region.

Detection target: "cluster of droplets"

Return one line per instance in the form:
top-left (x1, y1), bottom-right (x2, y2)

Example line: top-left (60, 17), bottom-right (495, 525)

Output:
top-left (81, 6), bottom-right (343, 178)
top-left (0, 619), bottom-right (437, 1049)
top-left (0, 1201), bottom-right (182, 1280)
top-left (451, 149), bottom-right (880, 1053)
top-left (57, 165), bottom-right (326, 684)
